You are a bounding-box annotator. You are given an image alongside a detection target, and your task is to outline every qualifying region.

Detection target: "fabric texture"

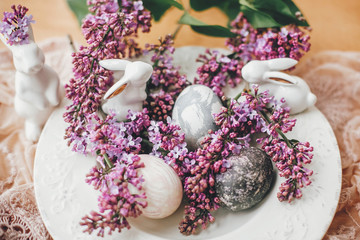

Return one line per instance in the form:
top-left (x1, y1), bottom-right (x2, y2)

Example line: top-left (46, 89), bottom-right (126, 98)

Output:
top-left (0, 38), bottom-right (359, 239)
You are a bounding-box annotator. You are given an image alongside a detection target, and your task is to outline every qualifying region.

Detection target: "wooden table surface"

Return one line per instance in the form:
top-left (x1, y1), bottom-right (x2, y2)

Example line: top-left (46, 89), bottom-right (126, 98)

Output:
top-left (0, 0), bottom-right (360, 58)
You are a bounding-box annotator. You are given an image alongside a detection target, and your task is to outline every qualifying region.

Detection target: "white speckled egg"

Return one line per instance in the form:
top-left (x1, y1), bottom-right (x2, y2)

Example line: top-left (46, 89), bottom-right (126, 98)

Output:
top-left (138, 154), bottom-right (183, 219)
top-left (172, 84), bottom-right (223, 150)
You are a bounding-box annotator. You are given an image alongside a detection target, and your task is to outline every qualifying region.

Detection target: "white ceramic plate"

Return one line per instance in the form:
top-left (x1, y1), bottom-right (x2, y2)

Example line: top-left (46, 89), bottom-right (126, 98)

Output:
top-left (34, 47), bottom-right (342, 240)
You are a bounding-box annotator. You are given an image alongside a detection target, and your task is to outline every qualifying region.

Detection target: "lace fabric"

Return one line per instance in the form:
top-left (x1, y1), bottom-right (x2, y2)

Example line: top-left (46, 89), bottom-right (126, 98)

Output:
top-left (0, 184), bottom-right (52, 240)
top-left (0, 38), bottom-right (360, 239)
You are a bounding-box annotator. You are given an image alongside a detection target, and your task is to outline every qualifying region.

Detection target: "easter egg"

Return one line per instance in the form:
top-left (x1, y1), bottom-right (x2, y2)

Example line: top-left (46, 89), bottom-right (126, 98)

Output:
top-left (215, 147), bottom-right (273, 211)
top-left (138, 154), bottom-right (183, 219)
top-left (172, 84), bottom-right (223, 150)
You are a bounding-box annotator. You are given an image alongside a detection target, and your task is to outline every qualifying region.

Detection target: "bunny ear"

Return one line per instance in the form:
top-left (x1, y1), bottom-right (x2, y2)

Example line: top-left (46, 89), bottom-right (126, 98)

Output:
top-left (266, 58), bottom-right (298, 71)
top-left (263, 71), bottom-right (298, 85)
top-left (99, 59), bottom-right (131, 71)
top-left (104, 77), bottom-right (129, 100)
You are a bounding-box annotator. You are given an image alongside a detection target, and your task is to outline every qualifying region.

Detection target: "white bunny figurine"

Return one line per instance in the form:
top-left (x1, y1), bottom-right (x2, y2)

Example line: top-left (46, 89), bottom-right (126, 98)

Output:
top-left (0, 26), bottom-right (61, 142)
top-left (241, 58), bottom-right (317, 115)
top-left (99, 59), bottom-right (153, 121)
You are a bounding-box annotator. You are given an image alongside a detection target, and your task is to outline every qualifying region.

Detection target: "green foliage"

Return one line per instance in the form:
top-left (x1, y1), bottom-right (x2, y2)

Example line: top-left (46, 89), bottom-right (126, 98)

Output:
top-left (190, 0), bottom-right (240, 21)
top-left (142, 0), bottom-right (183, 21)
top-left (178, 12), bottom-right (236, 38)
top-left (66, 0), bottom-right (310, 36)
top-left (239, 0), bottom-right (309, 28)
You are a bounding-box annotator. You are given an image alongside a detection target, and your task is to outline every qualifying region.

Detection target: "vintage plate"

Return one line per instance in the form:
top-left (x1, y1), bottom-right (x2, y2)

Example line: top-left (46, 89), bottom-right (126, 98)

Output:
top-left (34, 47), bottom-right (342, 240)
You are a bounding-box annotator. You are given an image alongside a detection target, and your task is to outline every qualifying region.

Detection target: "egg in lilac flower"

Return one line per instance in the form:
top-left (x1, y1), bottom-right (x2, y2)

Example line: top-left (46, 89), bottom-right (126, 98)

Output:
top-left (137, 154), bottom-right (183, 219)
top-left (172, 84), bottom-right (223, 150)
top-left (215, 147), bottom-right (274, 211)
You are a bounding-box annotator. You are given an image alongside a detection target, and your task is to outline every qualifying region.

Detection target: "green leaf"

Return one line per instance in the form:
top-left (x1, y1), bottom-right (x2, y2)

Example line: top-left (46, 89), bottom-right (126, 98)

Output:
top-left (221, 0), bottom-right (242, 21)
top-left (66, 0), bottom-right (89, 26)
top-left (178, 12), bottom-right (236, 38)
top-left (190, 0), bottom-right (221, 11)
top-left (143, 0), bottom-right (184, 21)
top-left (159, 0), bottom-right (184, 10)
top-left (282, 0), bottom-right (309, 25)
top-left (239, 0), bottom-right (309, 28)
top-left (190, 0), bottom-right (240, 21)
top-left (240, 4), bottom-right (282, 28)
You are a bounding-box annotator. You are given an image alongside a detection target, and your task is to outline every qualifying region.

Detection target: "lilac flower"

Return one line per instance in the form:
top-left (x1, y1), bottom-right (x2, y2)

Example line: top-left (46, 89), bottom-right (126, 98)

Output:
top-left (242, 87), bottom-right (313, 203)
top-left (195, 49), bottom-right (243, 97)
top-left (133, 1), bottom-right (144, 11)
top-left (87, 0), bottom-right (119, 14)
top-left (226, 13), bottom-right (311, 61)
top-left (179, 85), bottom-right (313, 235)
top-left (63, 0), bottom-right (313, 236)
top-left (144, 90), bottom-right (175, 121)
top-left (195, 13), bottom-right (311, 99)
top-left (0, 5), bottom-right (35, 45)
top-left (81, 154), bottom-right (146, 237)
top-left (64, 0), bottom-right (152, 149)
top-left (147, 117), bottom-right (188, 174)
top-left (144, 35), bottom-right (189, 120)
top-left (145, 34), bottom-right (187, 90)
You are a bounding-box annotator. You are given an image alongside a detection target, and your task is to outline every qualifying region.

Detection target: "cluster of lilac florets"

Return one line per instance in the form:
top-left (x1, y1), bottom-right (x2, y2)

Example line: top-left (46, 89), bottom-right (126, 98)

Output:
top-left (196, 13), bottom-right (311, 97)
top-left (226, 13), bottom-right (311, 61)
top-left (62, 0), bottom-right (314, 237)
top-left (143, 34), bottom-right (189, 121)
top-left (145, 34), bottom-right (189, 91)
top-left (0, 5), bottom-right (35, 45)
top-left (62, 0), bottom-right (153, 236)
top-left (81, 154), bottom-right (147, 237)
top-left (64, 0), bottom-right (151, 148)
top-left (147, 117), bottom-right (188, 175)
top-left (143, 90), bottom-right (175, 121)
top-left (261, 138), bottom-right (313, 202)
top-left (195, 49), bottom-right (243, 97)
top-left (243, 88), bottom-right (313, 203)
top-left (179, 94), bottom-right (265, 235)
top-left (79, 110), bottom-right (150, 236)
top-left (178, 87), bottom-right (313, 235)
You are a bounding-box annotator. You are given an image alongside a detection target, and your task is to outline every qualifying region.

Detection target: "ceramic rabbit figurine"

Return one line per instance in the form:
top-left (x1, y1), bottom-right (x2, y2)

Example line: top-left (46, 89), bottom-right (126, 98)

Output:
top-left (0, 26), bottom-right (61, 141)
top-left (241, 58), bottom-right (317, 114)
top-left (99, 59), bottom-right (153, 121)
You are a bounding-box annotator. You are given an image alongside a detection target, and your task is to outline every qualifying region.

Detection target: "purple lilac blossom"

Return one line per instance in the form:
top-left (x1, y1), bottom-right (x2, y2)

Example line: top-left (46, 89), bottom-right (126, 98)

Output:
top-left (195, 49), bottom-right (243, 97)
top-left (226, 13), bottom-right (311, 61)
top-left (64, 0), bottom-right (152, 149)
top-left (63, 0), bottom-right (152, 236)
top-left (81, 154), bottom-right (147, 237)
top-left (147, 117), bottom-right (188, 176)
top-left (179, 85), bottom-right (313, 235)
top-left (0, 5), bottom-right (35, 45)
top-left (64, 1), bottom-right (313, 236)
top-left (195, 13), bottom-right (311, 98)
top-left (80, 109), bottom-right (151, 236)
top-left (143, 34), bottom-right (189, 120)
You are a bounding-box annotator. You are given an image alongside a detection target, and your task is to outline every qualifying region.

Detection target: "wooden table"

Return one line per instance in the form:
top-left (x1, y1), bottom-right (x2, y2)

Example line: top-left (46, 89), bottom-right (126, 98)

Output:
top-left (0, 0), bottom-right (360, 57)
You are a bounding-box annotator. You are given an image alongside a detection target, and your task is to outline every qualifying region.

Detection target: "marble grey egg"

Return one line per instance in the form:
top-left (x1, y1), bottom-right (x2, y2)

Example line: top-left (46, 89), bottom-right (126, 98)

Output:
top-left (172, 84), bottom-right (223, 150)
top-left (215, 147), bottom-right (273, 211)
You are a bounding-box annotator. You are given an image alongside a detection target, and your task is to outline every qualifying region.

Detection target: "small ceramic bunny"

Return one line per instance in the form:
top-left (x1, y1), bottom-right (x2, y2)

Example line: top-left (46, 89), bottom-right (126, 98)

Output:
top-left (241, 58), bottom-right (317, 114)
top-left (0, 26), bottom-right (61, 142)
top-left (99, 59), bottom-right (153, 121)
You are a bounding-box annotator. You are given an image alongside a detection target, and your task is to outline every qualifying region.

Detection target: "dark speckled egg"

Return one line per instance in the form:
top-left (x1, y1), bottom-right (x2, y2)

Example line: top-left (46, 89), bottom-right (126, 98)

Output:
top-left (215, 147), bottom-right (273, 211)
